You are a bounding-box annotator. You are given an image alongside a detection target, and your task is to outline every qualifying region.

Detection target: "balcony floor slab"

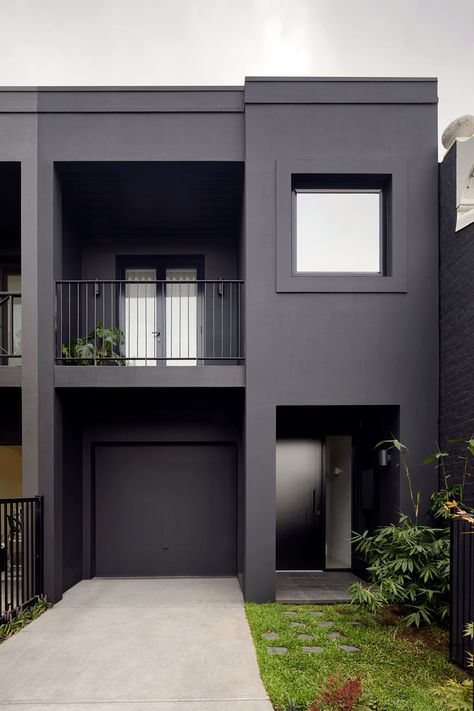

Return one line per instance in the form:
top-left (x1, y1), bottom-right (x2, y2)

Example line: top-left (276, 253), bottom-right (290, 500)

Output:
top-left (54, 364), bottom-right (245, 388)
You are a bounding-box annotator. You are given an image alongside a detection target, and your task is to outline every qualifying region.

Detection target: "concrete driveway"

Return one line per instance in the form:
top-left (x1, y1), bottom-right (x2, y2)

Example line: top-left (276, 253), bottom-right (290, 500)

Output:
top-left (0, 578), bottom-right (272, 711)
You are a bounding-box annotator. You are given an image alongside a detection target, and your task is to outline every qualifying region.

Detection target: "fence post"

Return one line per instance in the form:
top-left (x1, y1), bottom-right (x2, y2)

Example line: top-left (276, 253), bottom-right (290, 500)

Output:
top-left (34, 495), bottom-right (44, 599)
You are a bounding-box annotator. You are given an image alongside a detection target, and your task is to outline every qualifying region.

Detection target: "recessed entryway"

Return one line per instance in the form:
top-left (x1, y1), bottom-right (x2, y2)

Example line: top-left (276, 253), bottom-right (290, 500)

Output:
top-left (275, 405), bottom-right (400, 592)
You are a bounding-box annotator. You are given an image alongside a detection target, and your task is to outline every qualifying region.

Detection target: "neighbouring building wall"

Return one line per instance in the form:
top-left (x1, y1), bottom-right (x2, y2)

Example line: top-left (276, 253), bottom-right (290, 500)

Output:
top-left (439, 145), bottom-right (474, 501)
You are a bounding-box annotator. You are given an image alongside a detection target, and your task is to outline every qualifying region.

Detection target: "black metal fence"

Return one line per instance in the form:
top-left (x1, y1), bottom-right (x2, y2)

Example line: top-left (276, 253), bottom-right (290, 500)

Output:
top-left (450, 518), bottom-right (474, 668)
top-left (0, 291), bottom-right (22, 365)
top-left (56, 279), bottom-right (244, 364)
top-left (0, 497), bottom-right (43, 621)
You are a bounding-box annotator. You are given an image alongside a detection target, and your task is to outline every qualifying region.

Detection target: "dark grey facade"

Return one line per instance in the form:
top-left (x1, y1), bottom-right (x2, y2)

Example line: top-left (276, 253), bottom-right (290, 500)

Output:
top-left (0, 78), bottom-right (440, 603)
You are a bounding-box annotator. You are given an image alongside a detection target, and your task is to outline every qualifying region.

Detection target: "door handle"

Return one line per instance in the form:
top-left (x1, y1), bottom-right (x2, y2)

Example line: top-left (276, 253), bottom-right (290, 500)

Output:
top-left (152, 330), bottom-right (161, 343)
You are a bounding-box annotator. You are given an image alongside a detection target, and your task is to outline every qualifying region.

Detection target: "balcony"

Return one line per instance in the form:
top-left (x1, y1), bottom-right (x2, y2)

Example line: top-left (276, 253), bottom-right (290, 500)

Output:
top-left (55, 279), bottom-right (244, 372)
top-left (0, 291), bottom-right (21, 366)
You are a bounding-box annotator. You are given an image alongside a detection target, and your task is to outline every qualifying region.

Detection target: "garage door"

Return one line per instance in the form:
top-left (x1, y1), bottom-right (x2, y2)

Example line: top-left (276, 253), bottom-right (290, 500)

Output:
top-left (94, 443), bottom-right (237, 576)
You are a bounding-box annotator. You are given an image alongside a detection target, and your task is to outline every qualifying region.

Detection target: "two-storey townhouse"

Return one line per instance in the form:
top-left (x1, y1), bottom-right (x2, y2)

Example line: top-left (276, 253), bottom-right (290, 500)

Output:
top-left (0, 78), bottom-right (439, 603)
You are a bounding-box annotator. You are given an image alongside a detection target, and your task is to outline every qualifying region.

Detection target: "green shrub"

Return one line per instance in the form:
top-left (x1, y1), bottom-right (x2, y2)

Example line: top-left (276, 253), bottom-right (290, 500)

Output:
top-left (433, 679), bottom-right (472, 710)
top-left (348, 438), bottom-right (473, 627)
top-left (349, 516), bottom-right (450, 626)
top-left (62, 322), bottom-right (125, 365)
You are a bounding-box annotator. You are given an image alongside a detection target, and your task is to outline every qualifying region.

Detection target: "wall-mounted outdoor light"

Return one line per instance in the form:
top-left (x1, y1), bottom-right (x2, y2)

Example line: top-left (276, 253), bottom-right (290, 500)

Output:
top-left (378, 449), bottom-right (391, 467)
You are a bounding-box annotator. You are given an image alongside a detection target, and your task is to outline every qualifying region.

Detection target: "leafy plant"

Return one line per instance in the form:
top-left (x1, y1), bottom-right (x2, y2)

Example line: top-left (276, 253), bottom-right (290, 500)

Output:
top-left (61, 322), bottom-right (125, 365)
top-left (349, 439), bottom-right (451, 626)
top-left (349, 518), bottom-right (450, 626)
top-left (0, 596), bottom-right (52, 642)
top-left (424, 440), bottom-right (474, 519)
top-left (433, 679), bottom-right (472, 710)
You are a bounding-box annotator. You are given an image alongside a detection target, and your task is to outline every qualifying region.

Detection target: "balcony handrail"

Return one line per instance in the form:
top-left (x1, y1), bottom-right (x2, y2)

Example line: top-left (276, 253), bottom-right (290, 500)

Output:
top-left (55, 279), bottom-right (244, 285)
top-left (55, 278), bottom-right (244, 364)
top-left (0, 292), bottom-right (22, 361)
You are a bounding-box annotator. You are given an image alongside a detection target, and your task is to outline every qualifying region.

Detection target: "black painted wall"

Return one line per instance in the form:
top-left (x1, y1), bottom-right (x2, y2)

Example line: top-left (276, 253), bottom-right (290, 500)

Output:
top-left (439, 146), bottom-right (474, 500)
top-left (0, 82), bottom-right (440, 603)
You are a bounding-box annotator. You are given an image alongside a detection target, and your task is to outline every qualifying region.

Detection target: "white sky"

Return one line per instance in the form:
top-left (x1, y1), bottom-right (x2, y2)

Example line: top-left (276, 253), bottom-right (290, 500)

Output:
top-left (0, 0), bottom-right (472, 153)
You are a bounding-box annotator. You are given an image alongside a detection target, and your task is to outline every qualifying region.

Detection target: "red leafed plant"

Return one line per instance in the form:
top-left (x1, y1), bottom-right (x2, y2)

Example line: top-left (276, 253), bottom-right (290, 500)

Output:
top-left (311, 675), bottom-right (363, 710)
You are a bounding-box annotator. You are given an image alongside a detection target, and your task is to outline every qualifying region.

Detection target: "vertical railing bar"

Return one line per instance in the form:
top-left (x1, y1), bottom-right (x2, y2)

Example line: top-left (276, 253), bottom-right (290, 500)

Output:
top-left (102, 281), bottom-right (105, 351)
top-left (94, 281), bottom-right (97, 364)
top-left (136, 283), bottom-right (139, 363)
top-left (85, 282), bottom-right (89, 356)
top-left (238, 283), bottom-right (241, 358)
top-left (230, 282), bottom-right (233, 358)
top-left (127, 283), bottom-right (130, 365)
top-left (204, 283), bottom-right (207, 361)
top-left (24, 502), bottom-right (29, 604)
top-left (3, 501), bottom-right (8, 613)
top-left (9, 295), bottom-right (13, 356)
top-left (187, 283), bottom-right (190, 360)
top-left (212, 284), bottom-right (215, 359)
top-left (59, 285), bottom-right (63, 361)
top-left (145, 279), bottom-right (148, 366)
top-left (170, 281), bottom-right (173, 363)
top-left (221, 281), bottom-right (224, 359)
top-left (9, 503), bottom-right (13, 611)
top-left (68, 283), bottom-right (71, 358)
top-left (161, 282), bottom-right (164, 366)
top-left (0, 502), bottom-right (3, 615)
top-left (76, 283), bottom-right (80, 349)
top-left (179, 282), bottom-right (182, 360)
top-left (16, 502), bottom-right (21, 609)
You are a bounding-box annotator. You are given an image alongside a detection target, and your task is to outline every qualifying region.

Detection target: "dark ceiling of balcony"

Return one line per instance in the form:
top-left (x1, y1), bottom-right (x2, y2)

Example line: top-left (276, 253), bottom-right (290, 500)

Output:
top-left (57, 162), bottom-right (244, 240)
top-left (0, 163), bottom-right (21, 257)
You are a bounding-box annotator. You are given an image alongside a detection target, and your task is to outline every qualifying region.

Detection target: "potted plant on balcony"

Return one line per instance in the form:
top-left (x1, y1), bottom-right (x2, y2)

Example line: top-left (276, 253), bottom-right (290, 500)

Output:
top-left (61, 322), bottom-right (125, 365)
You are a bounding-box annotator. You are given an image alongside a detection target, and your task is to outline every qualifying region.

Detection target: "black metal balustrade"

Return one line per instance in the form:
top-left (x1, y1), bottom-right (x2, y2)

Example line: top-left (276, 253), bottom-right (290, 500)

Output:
top-left (0, 292), bottom-right (22, 365)
top-left (0, 497), bottom-right (43, 621)
top-left (55, 280), bottom-right (244, 365)
top-left (450, 518), bottom-right (474, 668)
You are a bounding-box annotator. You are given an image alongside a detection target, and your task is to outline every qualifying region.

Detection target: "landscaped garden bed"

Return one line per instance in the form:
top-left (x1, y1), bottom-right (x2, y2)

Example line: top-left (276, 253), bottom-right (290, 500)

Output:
top-left (246, 602), bottom-right (469, 710)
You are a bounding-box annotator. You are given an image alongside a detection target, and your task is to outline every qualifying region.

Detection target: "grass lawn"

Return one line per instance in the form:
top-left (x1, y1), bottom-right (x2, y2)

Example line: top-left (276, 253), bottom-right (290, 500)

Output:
top-left (245, 602), bottom-right (468, 710)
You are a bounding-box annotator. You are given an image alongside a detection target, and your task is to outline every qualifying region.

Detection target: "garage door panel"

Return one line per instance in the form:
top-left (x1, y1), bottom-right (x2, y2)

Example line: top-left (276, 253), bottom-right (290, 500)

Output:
top-left (94, 444), bottom-right (236, 577)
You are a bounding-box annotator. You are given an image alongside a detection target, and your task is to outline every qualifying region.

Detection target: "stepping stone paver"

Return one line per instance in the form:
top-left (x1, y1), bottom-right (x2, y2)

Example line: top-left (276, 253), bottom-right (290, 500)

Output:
top-left (290, 622), bottom-right (307, 628)
top-left (316, 621), bottom-right (334, 628)
top-left (347, 621), bottom-right (364, 626)
top-left (262, 632), bottom-right (279, 640)
top-left (308, 611), bottom-right (324, 617)
top-left (303, 646), bottom-right (324, 653)
top-left (283, 611), bottom-right (298, 617)
top-left (328, 631), bottom-right (345, 640)
top-left (297, 633), bottom-right (313, 640)
top-left (339, 644), bottom-right (361, 653)
top-left (267, 647), bottom-right (288, 654)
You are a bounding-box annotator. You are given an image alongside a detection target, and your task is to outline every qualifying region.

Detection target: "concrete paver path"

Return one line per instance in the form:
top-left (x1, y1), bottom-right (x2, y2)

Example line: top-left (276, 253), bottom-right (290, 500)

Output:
top-left (0, 578), bottom-right (272, 711)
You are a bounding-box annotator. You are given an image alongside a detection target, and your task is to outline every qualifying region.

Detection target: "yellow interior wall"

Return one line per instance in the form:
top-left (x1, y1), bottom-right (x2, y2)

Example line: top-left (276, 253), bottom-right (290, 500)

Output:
top-left (0, 446), bottom-right (22, 498)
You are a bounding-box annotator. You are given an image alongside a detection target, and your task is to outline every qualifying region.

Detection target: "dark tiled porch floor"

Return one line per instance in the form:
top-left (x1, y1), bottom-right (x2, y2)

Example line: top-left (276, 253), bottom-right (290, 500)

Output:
top-left (276, 571), bottom-right (365, 603)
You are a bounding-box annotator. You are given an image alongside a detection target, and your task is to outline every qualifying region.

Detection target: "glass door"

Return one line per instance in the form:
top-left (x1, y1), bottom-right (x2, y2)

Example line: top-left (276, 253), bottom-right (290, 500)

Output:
top-left (124, 269), bottom-right (157, 366)
top-left (165, 268), bottom-right (198, 366)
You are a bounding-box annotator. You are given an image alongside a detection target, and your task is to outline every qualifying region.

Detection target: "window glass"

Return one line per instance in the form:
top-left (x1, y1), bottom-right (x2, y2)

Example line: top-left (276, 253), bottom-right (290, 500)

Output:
top-left (295, 191), bottom-right (381, 274)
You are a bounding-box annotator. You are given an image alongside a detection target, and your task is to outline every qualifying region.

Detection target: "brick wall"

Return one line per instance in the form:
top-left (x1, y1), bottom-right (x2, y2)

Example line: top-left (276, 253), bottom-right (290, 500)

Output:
top-left (439, 146), bottom-right (474, 501)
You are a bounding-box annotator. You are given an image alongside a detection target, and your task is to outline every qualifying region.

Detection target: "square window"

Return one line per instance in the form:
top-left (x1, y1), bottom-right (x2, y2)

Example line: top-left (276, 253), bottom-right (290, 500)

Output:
top-left (294, 190), bottom-right (382, 274)
top-left (276, 159), bottom-right (407, 293)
